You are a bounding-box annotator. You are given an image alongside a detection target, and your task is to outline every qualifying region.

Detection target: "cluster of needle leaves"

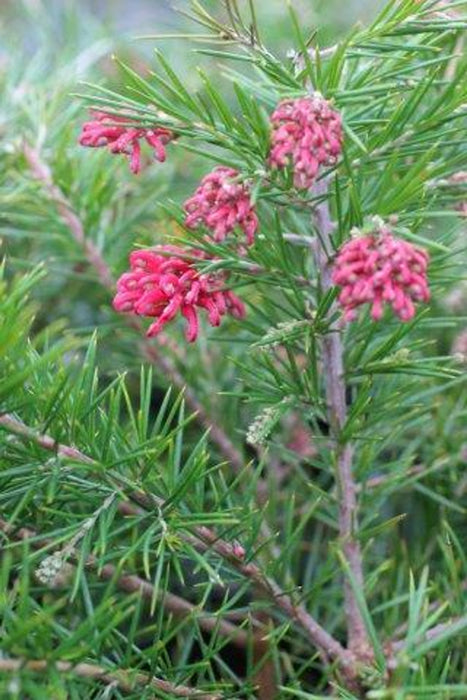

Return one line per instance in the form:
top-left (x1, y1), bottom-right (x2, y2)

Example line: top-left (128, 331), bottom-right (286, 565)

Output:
top-left (0, 1), bottom-right (466, 698)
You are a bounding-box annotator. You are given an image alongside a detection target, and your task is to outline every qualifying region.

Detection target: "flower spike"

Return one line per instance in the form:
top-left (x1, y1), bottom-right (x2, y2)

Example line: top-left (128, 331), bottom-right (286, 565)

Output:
top-left (79, 111), bottom-right (174, 174)
top-left (269, 94), bottom-right (343, 190)
top-left (113, 246), bottom-right (245, 342)
top-left (184, 167), bottom-right (258, 246)
top-left (332, 224), bottom-right (430, 323)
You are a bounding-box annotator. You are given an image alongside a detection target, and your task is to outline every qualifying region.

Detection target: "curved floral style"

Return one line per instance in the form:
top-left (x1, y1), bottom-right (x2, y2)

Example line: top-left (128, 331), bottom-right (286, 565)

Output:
top-left (184, 167), bottom-right (258, 245)
top-left (269, 94), bottom-right (343, 189)
top-left (79, 111), bottom-right (174, 174)
top-left (332, 228), bottom-right (430, 322)
top-left (113, 247), bottom-right (245, 342)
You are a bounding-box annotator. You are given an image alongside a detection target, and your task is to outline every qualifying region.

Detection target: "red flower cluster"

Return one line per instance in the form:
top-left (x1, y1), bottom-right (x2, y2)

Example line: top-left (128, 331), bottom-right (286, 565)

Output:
top-left (79, 111), bottom-right (173, 174)
top-left (113, 247), bottom-right (245, 342)
top-left (332, 230), bottom-right (430, 322)
top-left (269, 95), bottom-right (343, 189)
top-left (184, 167), bottom-right (258, 246)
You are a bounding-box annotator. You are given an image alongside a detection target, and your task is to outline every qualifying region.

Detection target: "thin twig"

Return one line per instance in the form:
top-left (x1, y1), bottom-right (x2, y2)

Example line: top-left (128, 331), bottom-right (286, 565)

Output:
top-left (0, 412), bottom-right (95, 464)
top-left (0, 412), bottom-right (357, 679)
top-left (0, 658), bottom-right (220, 699)
top-left (351, 129), bottom-right (415, 169)
top-left (257, 232), bottom-right (316, 248)
top-left (22, 143), bottom-right (114, 290)
top-left (22, 143), bottom-right (244, 473)
top-left (388, 615), bottom-right (467, 655)
top-left (360, 464), bottom-right (426, 491)
top-left (287, 45), bottom-right (338, 63)
top-left (0, 517), bottom-right (249, 648)
top-left (311, 179), bottom-right (372, 661)
top-left (390, 579), bottom-right (467, 642)
top-left (186, 525), bottom-right (356, 672)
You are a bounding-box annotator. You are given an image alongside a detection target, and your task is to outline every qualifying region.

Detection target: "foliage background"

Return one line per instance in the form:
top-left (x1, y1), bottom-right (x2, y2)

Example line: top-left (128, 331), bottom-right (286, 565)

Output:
top-left (0, 1), bottom-right (466, 699)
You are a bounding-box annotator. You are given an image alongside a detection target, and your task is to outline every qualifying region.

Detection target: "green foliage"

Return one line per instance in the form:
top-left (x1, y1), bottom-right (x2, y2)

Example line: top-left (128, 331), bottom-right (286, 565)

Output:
top-left (0, 1), bottom-right (466, 698)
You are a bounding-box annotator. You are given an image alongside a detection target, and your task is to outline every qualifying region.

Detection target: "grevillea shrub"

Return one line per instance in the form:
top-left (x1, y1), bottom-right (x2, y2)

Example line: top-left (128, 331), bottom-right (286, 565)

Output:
top-left (1, 2), bottom-right (466, 699)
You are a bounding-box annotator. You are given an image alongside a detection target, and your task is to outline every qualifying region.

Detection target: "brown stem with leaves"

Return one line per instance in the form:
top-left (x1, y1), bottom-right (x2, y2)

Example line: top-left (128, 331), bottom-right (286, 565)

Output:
top-left (390, 578), bottom-right (467, 642)
top-left (0, 659), bottom-right (220, 699)
top-left (387, 615), bottom-right (467, 656)
top-left (0, 412), bottom-right (358, 681)
top-left (312, 181), bottom-right (372, 661)
top-left (22, 143), bottom-right (244, 473)
top-left (189, 525), bottom-right (357, 675)
top-left (0, 516), bottom-right (248, 648)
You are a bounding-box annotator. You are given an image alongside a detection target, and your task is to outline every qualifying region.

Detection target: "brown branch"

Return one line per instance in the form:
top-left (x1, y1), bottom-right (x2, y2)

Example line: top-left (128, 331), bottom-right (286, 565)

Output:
top-left (311, 180), bottom-right (372, 661)
top-left (251, 612), bottom-right (278, 700)
top-left (0, 411), bottom-right (243, 559)
top-left (97, 563), bottom-right (248, 648)
top-left (360, 464), bottom-right (426, 491)
top-left (0, 412), bottom-right (357, 680)
top-left (390, 578), bottom-right (467, 643)
top-left (0, 517), bottom-right (248, 649)
top-left (287, 45), bottom-right (338, 64)
top-left (0, 658), bottom-right (220, 699)
top-left (388, 615), bottom-right (467, 656)
top-left (22, 143), bottom-right (114, 290)
top-left (22, 143), bottom-right (244, 473)
top-left (179, 525), bottom-right (357, 677)
top-left (0, 412), bottom-right (96, 464)
top-left (292, 48), bottom-right (370, 661)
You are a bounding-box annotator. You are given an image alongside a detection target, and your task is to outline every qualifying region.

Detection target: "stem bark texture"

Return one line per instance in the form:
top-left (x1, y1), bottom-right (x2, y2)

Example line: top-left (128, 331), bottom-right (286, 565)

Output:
top-left (312, 181), bottom-right (372, 660)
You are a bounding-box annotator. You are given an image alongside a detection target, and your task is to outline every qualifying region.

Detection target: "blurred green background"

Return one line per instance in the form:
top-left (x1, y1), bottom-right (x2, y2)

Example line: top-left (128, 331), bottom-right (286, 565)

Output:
top-left (0, 0), bottom-right (386, 70)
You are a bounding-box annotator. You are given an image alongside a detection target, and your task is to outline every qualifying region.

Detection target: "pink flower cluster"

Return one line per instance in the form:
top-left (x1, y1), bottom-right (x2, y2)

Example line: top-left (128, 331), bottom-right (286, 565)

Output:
top-left (184, 167), bottom-right (258, 246)
top-left (79, 96), bottom-right (435, 340)
top-left (113, 247), bottom-right (245, 342)
top-left (269, 95), bottom-right (343, 189)
top-left (79, 111), bottom-right (174, 174)
top-left (332, 230), bottom-right (430, 322)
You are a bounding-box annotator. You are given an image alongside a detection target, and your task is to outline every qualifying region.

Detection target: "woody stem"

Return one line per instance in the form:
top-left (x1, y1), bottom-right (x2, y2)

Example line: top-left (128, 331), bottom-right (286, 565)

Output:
top-left (312, 180), bottom-right (372, 659)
